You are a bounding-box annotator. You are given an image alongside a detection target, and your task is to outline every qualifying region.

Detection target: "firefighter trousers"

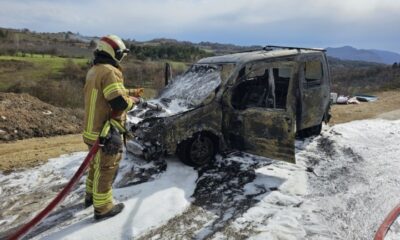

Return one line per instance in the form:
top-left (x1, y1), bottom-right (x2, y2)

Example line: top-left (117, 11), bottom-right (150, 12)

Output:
top-left (85, 145), bottom-right (122, 214)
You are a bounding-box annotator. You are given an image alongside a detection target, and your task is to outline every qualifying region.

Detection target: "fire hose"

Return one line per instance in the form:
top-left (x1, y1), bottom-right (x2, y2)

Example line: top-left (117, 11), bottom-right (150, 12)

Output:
top-left (374, 203), bottom-right (400, 240)
top-left (6, 102), bottom-right (162, 239)
top-left (6, 139), bottom-right (100, 240)
top-left (141, 101), bottom-right (165, 112)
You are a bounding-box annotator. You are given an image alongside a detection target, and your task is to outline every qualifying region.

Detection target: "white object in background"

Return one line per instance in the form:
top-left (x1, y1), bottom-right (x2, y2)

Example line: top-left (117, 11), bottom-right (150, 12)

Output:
top-left (330, 92), bottom-right (338, 104)
top-left (336, 95), bottom-right (349, 104)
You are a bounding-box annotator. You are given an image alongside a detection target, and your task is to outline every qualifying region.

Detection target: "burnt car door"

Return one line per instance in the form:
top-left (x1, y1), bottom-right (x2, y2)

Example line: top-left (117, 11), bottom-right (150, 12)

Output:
top-left (223, 60), bottom-right (297, 163)
top-left (297, 53), bottom-right (330, 130)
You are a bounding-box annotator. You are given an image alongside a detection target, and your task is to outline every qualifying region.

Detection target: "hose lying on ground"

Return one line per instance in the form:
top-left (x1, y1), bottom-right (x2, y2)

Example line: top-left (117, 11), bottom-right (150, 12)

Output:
top-left (374, 203), bottom-right (400, 240)
top-left (7, 140), bottom-right (100, 240)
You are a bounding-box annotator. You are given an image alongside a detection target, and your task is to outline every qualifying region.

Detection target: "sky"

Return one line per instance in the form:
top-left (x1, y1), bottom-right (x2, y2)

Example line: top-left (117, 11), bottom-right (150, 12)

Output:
top-left (0, 0), bottom-right (399, 52)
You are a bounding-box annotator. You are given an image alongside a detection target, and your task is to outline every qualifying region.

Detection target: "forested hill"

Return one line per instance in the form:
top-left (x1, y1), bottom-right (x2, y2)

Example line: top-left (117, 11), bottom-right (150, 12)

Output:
top-left (0, 27), bottom-right (258, 61)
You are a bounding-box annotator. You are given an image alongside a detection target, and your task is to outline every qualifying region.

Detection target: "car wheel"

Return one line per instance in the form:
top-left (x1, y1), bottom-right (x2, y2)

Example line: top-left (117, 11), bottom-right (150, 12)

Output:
top-left (311, 123), bottom-right (322, 136)
top-left (177, 133), bottom-right (217, 167)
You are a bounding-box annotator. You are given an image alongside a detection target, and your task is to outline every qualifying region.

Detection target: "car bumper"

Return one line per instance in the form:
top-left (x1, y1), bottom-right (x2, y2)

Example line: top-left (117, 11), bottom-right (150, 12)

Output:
top-left (126, 139), bottom-right (163, 160)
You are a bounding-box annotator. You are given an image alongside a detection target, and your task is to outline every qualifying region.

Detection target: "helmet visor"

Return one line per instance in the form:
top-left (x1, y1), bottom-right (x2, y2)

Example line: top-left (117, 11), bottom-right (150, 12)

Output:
top-left (116, 48), bottom-right (130, 61)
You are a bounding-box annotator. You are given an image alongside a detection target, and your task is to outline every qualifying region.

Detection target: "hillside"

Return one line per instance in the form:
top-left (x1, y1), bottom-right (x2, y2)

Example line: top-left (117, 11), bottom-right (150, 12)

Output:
top-left (1, 26), bottom-right (400, 108)
top-left (3, 27), bottom-right (400, 63)
top-left (326, 46), bottom-right (400, 64)
top-left (0, 28), bottom-right (94, 58)
top-left (328, 57), bottom-right (400, 94)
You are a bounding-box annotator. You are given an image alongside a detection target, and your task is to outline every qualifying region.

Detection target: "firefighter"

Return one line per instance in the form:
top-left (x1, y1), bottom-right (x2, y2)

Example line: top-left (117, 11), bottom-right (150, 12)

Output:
top-left (83, 34), bottom-right (143, 220)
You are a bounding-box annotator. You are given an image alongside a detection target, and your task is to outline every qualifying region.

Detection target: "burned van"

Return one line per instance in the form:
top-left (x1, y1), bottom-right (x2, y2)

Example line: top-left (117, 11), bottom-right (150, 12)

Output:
top-left (126, 46), bottom-right (331, 166)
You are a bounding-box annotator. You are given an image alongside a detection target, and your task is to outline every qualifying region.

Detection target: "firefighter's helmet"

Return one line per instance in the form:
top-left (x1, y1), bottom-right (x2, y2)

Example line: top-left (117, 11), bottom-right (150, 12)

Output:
top-left (96, 34), bottom-right (129, 62)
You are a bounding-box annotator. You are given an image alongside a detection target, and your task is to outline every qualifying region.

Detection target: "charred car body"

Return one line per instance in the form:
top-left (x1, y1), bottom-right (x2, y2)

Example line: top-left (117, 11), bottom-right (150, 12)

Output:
top-left (126, 46), bottom-right (331, 166)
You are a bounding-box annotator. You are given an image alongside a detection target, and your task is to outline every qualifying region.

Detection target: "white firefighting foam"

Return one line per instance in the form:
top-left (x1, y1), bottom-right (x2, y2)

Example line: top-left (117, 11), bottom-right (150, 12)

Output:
top-left (0, 119), bottom-right (400, 239)
top-left (126, 66), bottom-right (222, 124)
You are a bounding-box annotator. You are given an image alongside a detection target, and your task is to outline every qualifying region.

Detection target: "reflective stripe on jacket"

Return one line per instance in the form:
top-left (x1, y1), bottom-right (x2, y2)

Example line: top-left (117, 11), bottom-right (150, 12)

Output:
top-left (83, 64), bottom-right (133, 145)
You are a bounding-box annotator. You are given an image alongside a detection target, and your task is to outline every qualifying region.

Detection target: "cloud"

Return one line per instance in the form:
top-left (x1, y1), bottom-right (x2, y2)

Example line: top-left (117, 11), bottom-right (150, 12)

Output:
top-left (0, 0), bottom-right (399, 52)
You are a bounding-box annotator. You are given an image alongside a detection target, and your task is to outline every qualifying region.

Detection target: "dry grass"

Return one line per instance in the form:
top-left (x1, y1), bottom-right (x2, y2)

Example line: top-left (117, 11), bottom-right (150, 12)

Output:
top-left (0, 134), bottom-right (86, 172)
top-left (330, 90), bottom-right (400, 125)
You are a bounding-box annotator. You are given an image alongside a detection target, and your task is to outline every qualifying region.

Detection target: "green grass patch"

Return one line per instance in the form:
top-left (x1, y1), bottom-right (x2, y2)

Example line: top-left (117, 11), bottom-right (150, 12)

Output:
top-left (0, 55), bottom-right (89, 91)
top-left (0, 54), bottom-right (88, 70)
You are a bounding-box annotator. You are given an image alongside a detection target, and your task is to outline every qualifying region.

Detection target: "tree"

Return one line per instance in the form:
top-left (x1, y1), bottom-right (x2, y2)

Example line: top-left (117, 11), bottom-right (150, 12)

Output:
top-left (128, 43), bottom-right (213, 62)
top-left (61, 59), bottom-right (86, 82)
top-left (0, 30), bottom-right (6, 38)
top-left (89, 40), bottom-right (96, 49)
top-left (392, 62), bottom-right (398, 69)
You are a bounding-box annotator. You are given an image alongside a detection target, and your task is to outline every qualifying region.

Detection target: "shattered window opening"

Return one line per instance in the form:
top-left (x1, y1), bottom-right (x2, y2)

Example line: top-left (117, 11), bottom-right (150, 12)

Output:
top-left (158, 63), bottom-right (235, 108)
top-left (231, 63), bottom-right (292, 110)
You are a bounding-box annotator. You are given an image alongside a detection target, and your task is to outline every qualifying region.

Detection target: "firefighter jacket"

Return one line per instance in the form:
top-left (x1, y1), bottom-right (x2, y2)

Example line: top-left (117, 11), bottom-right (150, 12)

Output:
top-left (83, 64), bottom-right (134, 145)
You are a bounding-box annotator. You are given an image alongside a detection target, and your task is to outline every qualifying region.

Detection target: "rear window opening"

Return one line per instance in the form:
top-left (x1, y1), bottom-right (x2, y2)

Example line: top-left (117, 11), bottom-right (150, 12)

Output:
top-left (304, 61), bottom-right (323, 88)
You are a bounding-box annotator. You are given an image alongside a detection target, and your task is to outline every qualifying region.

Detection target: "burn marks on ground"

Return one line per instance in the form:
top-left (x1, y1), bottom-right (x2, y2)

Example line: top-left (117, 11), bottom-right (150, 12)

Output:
top-left (138, 153), bottom-right (283, 239)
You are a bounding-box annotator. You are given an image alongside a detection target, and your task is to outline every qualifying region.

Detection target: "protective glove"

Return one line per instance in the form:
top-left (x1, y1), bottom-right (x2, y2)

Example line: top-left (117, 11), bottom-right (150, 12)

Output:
top-left (130, 96), bottom-right (144, 104)
top-left (129, 88), bottom-right (144, 97)
top-left (102, 126), bottom-right (123, 155)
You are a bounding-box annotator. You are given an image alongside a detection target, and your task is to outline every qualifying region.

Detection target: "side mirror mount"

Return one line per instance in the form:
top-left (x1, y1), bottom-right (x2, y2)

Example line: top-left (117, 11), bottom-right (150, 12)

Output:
top-left (202, 91), bottom-right (216, 105)
top-left (164, 62), bottom-right (172, 86)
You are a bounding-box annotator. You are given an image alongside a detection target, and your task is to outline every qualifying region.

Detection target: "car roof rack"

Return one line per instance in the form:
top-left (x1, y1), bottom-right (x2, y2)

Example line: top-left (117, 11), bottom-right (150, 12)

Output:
top-left (233, 48), bottom-right (264, 53)
top-left (263, 45), bottom-right (326, 52)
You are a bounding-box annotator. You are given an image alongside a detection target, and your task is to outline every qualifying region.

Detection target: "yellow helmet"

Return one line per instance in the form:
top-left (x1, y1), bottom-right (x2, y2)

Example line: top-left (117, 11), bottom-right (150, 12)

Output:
top-left (96, 34), bottom-right (129, 62)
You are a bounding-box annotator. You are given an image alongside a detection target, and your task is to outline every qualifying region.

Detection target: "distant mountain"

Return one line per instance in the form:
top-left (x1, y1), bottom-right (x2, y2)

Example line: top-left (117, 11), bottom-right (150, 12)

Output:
top-left (3, 27), bottom-right (400, 64)
top-left (326, 46), bottom-right (400, 65)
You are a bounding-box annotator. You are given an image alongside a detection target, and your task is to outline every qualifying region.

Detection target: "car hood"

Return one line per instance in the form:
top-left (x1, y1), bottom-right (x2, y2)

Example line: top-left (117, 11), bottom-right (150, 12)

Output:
top-left (126, 98), bottom-right (194, 127)
top-left (127, 63), bottom-right (223, 128)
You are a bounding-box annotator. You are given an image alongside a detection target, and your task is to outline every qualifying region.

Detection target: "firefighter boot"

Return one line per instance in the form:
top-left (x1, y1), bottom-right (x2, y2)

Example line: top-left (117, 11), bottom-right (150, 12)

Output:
top-left (84, 195), bottom-right (93, 208)
top-left (94, 203), bottom-right (125, 221)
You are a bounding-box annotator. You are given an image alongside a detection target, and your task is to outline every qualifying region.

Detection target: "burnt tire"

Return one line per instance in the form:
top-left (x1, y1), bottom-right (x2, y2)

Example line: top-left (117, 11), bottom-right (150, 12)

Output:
top-left (177, 133), bottom-right (217, 167)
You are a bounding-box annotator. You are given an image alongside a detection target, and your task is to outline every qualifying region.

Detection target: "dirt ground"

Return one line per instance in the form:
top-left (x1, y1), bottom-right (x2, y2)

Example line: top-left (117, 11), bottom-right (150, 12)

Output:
top-left (0, 90), bottom-right (399, 172)
top-left (0, 134), bottom-right (86, 172)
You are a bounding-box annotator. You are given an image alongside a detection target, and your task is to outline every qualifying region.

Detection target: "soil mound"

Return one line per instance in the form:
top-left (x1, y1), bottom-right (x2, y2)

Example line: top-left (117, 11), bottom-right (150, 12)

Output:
top-left (0, 92), bottom-right (82, 141)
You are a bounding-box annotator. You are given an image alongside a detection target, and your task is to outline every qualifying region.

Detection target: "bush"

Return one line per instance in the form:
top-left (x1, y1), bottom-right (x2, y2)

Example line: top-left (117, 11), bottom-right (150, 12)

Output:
top-left (122, 59), bottom-right (188, 91)
top-left (331, 65), bottom-right (400, 94)
top-left (24, 78), bottom-right (84, 108)
top-left (129, 44), bottom-right (213, 62)
top-left (61, 59), bottom-right (87, 82)
top-left (6, 58), bottom-right (88, 108)
top-left (0, 30), bottom-right (7, 39)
